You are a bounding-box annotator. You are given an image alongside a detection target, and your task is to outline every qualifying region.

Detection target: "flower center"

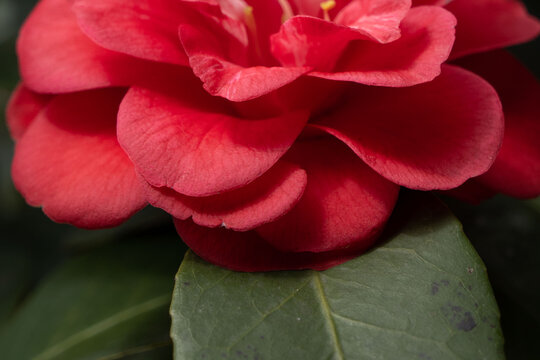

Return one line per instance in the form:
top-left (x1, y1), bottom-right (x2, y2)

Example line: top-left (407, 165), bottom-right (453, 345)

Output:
top-left (320, 0), bottom-right (337, 21)
top-left (277, 0), bottom-right (339, 22)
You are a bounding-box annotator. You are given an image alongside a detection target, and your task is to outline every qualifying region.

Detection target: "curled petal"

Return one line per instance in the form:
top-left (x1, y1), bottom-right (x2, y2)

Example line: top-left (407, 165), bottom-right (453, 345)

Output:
top-left (334, 0), bottom-right (411, 43)
top-left (180, 24), bottom-right (310, 101)
top-left (142, 161), bottom-right (307, 231)
top-left (447, 0), bottom-right (540, 59)
top-left (455, 51), bottom-right (540, 198)
top-left (73, 0), bottom-right (189, 65)
top-left (6, 84), bottom-right (52, 141)
top-left (118, 80), bottom-right (310, 197)
top-left (257, 137), bottom-right (399, 253)
top-left (175, 220), bottom-right (375, 272)
top-left (310, 6), bottom-right (456, 87)
top-left (17, 0), bottom-right (171, 93)
top-left (12, 89), bottom-right (146, 228)
top-left (313, 65), bottom-right (504, 190)
top-left (271, 0), bottom-right (411, 70)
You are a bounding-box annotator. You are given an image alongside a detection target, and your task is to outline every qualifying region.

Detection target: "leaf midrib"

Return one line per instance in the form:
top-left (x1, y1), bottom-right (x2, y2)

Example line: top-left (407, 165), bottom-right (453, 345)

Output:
top-left (313, 272), bottom-right (345, 360)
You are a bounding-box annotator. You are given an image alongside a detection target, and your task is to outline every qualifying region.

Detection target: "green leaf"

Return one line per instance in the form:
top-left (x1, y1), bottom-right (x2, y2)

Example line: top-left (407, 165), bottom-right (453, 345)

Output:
top-left (446, 195), bottom-right (540, 360)
top-left (171, 193), bottom-right (503, 360)
top-left (0, 237), bottom-right (186, 360)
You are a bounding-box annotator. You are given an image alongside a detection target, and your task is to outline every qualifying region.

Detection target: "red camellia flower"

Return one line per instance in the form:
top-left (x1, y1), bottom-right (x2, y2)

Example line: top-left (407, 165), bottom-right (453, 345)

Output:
top-left (7, 0), bottom-right (540, 270)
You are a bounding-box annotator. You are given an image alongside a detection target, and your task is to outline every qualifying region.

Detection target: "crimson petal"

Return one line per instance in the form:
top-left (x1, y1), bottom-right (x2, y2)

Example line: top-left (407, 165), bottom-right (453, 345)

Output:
top-left (447, 0), bottom-right (540, 59)
top-left (73, 0), bottom-right (189, 65)
top-left (142, 161), bottom-right (307, 231)
top-left (180, 24), bottom-right (310, 101)
top-left (6, 84), bottom-right (52, 141)
top-left (257, 137), bottom-right (399, 253)
top-left (271, 0), bottom-right (410, 71)
top-left (455, 51), bottom-right (540, 198)
top-left (12, 89), bottom-right (146, 228)
top-left (18, 0), bottom-right (170, 93)
top-left (310, 6), bottom-right (456, 87)
top-left (175, 220), bottom-right (375, 272)
top-left (334, 0), bottom-right (411, 43)
top-left (314, 65), bottom-right (504, 190)
top-left (118, 80), bottom-right (310, 197)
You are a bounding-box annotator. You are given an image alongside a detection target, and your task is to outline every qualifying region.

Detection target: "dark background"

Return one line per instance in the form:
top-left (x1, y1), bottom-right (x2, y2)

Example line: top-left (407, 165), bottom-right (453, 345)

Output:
top-left (0, 1), bottom-right (539, 358)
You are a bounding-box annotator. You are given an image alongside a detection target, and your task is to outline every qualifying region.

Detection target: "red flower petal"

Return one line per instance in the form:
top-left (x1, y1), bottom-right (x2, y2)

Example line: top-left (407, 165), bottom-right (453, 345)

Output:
top-left (271, 0), bottom-right (410, 71)
top-left (12, 89), bottom-right (146, 228)
top-left (73, 0), bottom-right (190, 65)
top-left (17, 0), bottom-right (169, 93)
top-left (310, 6), bottom-right (456, 87)
top-left (334, 0), bottom-right (411, 43)
top-left (456, 51), bottom-right (540, 198)
top-left (313, 65), bottom-right (504, 190)
top-left (256, 137), bottom-right (399, 253)
top-left (447, 0), bottom-right (540, 59)
top-left (6, 84), bottom-right (52, 141)
top-left (117, 80), bottom-right (310, 197)
top-left (175, 219), bottom-right (373, 271)
top-left (179, 23), bottom-right (310, 101)
top-left (271, 16), bottom-right (367, 71)
top-left (142, 161), bottom-right (307, 231)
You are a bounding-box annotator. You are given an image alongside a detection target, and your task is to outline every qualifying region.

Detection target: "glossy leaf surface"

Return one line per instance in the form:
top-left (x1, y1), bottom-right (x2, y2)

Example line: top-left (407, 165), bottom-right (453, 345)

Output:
top-left (171, 193), bottom-right (503, 360)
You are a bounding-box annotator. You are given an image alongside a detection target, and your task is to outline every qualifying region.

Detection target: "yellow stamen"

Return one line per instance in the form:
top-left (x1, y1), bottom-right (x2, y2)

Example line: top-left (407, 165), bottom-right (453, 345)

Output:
top-left (277, 0), bottom-right (294, 23)
top-left (243, 6), bottom-right (263, 62)
top-left (320, 0), bottom-right (336, 21)
top-left (243, 6), bottom-right (256, 35)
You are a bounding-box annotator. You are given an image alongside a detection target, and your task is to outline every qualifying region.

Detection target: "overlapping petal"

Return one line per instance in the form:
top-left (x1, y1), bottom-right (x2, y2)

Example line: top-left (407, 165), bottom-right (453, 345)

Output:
top-left (446, 0), bottom-right (540, 59)
top-left (73, 0), bottom-right (190, 65)
top-left (142, 161), bottom-right (307, 231)
top-left (11, 89), bottom-right (146, 228)
top-left (17, 0), bottom-right (171, 93)
top-left (6, 84), bottom-right (51, 141)
top-left (118, 77), bottom-right (310, 197)
top-left (455, 51), bottom-right (540, 198)
top-left (175, 219), bottom-right (373, 272)
top-left (271, 0), bottom-right (411, 71)
top-left (179, 23), bottom-right (310, 101)
top-left (257, 137), bottom-right (399, 253)
top-left (334, 0), bottom-right (411, 43)
top-left (313, 65), bottom-right (504, 190)
top-left (310, 6), bottom-right (456, 87)
top-left (10, 0), bottom-right (540, 273)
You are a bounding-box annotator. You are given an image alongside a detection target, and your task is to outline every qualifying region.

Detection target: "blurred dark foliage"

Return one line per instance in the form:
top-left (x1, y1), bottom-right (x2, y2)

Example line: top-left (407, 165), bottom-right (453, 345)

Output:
top-left (0, 0), bottom-right (539, 359)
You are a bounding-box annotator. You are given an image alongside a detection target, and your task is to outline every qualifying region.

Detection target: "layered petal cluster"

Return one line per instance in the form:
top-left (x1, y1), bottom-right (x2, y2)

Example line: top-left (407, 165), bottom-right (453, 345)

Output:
top-left (7, 0), bottom-right (540, 271)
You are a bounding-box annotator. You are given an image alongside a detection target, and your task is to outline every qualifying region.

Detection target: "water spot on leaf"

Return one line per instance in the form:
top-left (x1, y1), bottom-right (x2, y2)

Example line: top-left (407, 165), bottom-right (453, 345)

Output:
top-left (441, 304), bottom-right (477, 332)
top-left (431, 282), bottom-right (439, 295)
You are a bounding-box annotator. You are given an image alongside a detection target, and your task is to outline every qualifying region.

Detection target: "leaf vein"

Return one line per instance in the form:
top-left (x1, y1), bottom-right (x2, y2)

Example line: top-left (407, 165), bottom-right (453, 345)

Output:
top-left (225, 279), bottom-right (311, 353)
top-left (314, 272), bottom-right (345, 360)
